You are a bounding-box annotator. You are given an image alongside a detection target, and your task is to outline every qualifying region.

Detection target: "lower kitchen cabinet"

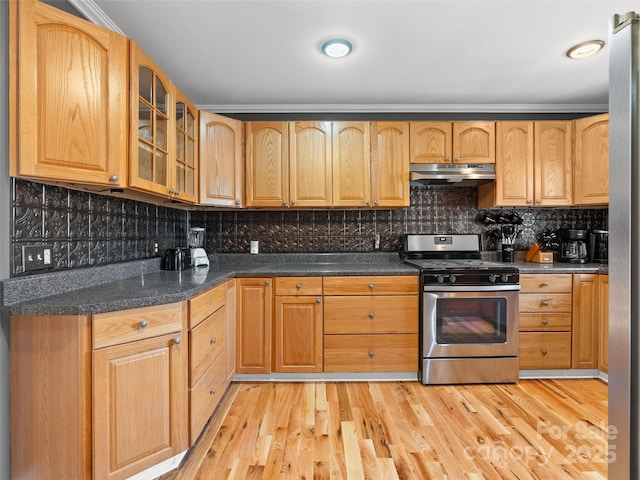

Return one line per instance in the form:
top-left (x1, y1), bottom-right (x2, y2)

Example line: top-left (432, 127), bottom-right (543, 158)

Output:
top-left (599, 274), bottom-right (609, 373)
top-left (572, 273), bottom-right (599, 369)
top-left (11, 301), bottom-right (189, 480)
top-left (236, 277), bottom-right (273, 374)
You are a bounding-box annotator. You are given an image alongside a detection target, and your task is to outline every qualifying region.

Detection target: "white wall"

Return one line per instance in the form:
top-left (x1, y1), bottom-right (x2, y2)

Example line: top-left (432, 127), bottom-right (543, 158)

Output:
top-left (1, 0), bottom-right (11, 477)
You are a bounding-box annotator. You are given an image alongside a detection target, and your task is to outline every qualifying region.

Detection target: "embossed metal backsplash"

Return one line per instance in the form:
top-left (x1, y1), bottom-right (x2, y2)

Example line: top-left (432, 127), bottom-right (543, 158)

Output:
top-left (11, 180), bottom-right (607, 276)
top-left (11, 179), bottom-right (188, 276)
top-left (191, 186), bottom-right (608, 254)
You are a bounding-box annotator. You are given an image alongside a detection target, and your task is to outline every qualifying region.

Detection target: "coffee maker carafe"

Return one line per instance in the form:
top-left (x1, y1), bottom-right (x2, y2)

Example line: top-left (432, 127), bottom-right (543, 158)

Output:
top-left (558, 229), bottom-right (589, 264)
top-left (589, 229), bottom-right (608, 263)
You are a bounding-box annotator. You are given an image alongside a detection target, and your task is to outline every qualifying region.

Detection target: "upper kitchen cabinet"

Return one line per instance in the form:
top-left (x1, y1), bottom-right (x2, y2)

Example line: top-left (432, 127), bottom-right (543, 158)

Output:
top-left (371, 122), bottom-right (410, 207)
top-left (10, 0), bottom-right (128, 187)
top-left (174, 89), bottom-right (198, 203)
top-left (289, 122), bottom-right (333, 207)
top-left (574, 113), bottom-right (609, 205)
top-left (479, 120), bottom-right (573, 208)
top-left (410, 121), bottom-right (495, 164)
top-left (245, 122), bottom-right (289, 207)
top-left (332, 122), bottom-right (371, 207)
top-left (129, 41), bottom-right (183, 200)
top-left (199, 112), bottom-right (244, 207)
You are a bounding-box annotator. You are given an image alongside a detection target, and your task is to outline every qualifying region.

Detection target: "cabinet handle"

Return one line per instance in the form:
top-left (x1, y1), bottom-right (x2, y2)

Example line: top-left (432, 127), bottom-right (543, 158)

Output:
top-left (282, 200), bottom-right (287, 206)
top-left (209, 388), bottom-right (216, 395)
top-left (537, 200), bottom-right (542, 205)
top-left (235, 200), bottom-right (240, 206)
top-left (138, 320), bottom-right (148, 329)
top-left (173, 337), bottom-right (181, 345)
top-left (528, 200), bottom-right (533, 206)
top-left (541, 282), bottom-right (549, 287)
top-left (369, 312), bottom-right (375, 319)
top-left (291, 200), bottom-right (296, 206)
top-left (447, 157), bottom-right (452, 162)
top-left (541, 300), bottom-right (549, 306)
top-left (541, 319), bottom-right (548, 325)
top-left (109, 174), bottom-right (119, 183)
top-left (455, 157), bottom-right (460, 162)
top-left (365, 200), bottom-right (370, 205)
top-left (541, 349), bottom-right (548, 356)
top-left (368, 283), bottom-right (374, 290)
top-left (296, 283), bottom-right (302, 290)
top-left (368, 351), bottom-right (374, 358)
top-left (265, 280), bottom-right (270, 286)
top-left (316, 298), bottom-right (321, 304)
top-left (373, 200), bottom-right (379, 206)
top-left (210, 338), bottom-right (217, 344)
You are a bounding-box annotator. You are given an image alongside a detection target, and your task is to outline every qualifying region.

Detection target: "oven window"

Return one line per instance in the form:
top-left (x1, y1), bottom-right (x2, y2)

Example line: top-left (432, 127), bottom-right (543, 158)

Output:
top-left (435, 297), bottom-right (507, 344)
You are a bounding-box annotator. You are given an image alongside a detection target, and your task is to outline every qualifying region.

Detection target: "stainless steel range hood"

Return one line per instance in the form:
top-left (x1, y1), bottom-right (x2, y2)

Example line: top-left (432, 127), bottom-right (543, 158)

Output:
top-left (409, 163), bottom-right (495, 186)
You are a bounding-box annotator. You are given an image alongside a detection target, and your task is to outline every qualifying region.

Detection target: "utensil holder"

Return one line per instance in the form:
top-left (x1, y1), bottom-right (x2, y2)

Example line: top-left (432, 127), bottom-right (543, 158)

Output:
top-left (501, 244), bottom-right (514, 263)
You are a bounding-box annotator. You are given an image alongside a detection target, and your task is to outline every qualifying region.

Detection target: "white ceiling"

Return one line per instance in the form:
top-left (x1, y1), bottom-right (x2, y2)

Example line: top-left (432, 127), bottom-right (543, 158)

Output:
top-left (71, 0), bottom-right (637, 113)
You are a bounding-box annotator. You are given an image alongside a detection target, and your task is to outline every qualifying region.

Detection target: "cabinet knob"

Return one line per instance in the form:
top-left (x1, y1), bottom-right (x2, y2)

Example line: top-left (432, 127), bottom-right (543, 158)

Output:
top-left (541, 319), bottom-right (548, 325)
top-left (373, 200), bottom-right (379, 206)
top-left (369, 312), bottom-right (375, 319)
top-left (291, 200), bottom-right (296, 206)
top-left (528, 200), bottom-right (533, 206)
top-left (296, 283), bottom-right (302, 290)
top-left (282, 200), bottom-right (287, 206)
top-left (368, 283), bottom-right (374, 290)
top-left (235, 200), bottom-right (240, 206)
top-left (209, 388), bottom-right (216, 395)
top-left (455, 157), bottom-right (460, 162)
top-left (537, 200), bottom-right (542, 205)
top-left (365, 200), bottom-right (370, 205)
top-left (210, 337), bottom-right (217, 344)
top-left (541, 300), bottom-right (549, 306)
top-left (138, 320), bottom-right (148, 329)
top-left (109, 174), bottom-right (119, 183)
top-left (265, 280), bottom-right (270, 286)
top-left (173, 337), bottom-right (181, 345)
top-left (368, 351), bottom-right (374, 358)
top-left (541, 349), bottom-right (548, 356)
top-left (316, 298), bottom-right (321, 304)
top-left (447, 157), bottom-right (452, 162)
top-left (541, 282), bottom-right (549, 287)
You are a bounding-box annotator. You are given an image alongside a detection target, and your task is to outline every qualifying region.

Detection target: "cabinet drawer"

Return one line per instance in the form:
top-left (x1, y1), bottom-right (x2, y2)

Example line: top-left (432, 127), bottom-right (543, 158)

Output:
top-left (519, 293), bottom-right (572, 313)
top-left (520, 274), bottom-right (572, 293)
top-left (324, 296), bottom-right (418, 334)
top-left (189, 283), bottom-right (226, 328)
top-left (519, 332), bottom-right (571, 369)
top-left (189, 352), bottom-right (227, 446)
top-left (519, 313), bottom-right (572, 332)
top-left (189, 306), bottom-right (226, 387)
top-left (275, 277), bottom-right (323, 296)
top-left (323, 276), bottom-right (418, 296)
top-left (93, 302), bottom-right (184, 349)
top-left (323, 334), bottom-right (418, 372)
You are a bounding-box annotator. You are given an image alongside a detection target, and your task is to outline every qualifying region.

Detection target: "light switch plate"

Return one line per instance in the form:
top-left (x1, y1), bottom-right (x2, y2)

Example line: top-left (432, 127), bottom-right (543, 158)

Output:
top-left (22, 245), bottom-right (53, 272)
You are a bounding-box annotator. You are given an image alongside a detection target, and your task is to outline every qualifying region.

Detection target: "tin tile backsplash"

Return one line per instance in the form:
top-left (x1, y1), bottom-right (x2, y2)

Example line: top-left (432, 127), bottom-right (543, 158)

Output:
top-left (11, 179), bottom-right (607, 277)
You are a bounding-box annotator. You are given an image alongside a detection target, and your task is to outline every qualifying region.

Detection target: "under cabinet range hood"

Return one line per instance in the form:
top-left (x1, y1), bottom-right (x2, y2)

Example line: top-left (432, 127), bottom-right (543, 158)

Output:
top-left (409, 163), bottom-right (495, 186)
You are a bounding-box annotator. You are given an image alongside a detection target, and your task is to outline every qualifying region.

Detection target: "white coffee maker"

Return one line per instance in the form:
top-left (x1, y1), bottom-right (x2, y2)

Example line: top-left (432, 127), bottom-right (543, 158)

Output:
top-left (187, 227), bottom-right (209, 267)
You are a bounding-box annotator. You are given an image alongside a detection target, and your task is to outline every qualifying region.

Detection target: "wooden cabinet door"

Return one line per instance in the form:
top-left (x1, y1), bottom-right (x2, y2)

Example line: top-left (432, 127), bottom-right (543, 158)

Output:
top-left (274, 296), bottom-right (323, 373)
top-left (534, 121), bottom-right (573, 206)
top-left (574, 114), bottom-right (609, 205)
top-left (452, 121), bottom-right (495, 164)
top-left (371, 122), bottom-right (410, 207)
top-left (332, 122), bottom-right (371, 207)
top-left (199, 112), bottom-right (244, 207)
top-left (289, 122), bottom-right (332, 207)
top-left (245, 122), bottom-right (289, 207)
top-left (93, 332), bottom-right (188, 480)
top-left (129, 41), bottom-right (176, 197)
top-left (572, 274), bottom-right (599, 369)
top-left (11, 0), bottom-right (127, 186)
top-left (236, 278), bottom-right (273, 374)
top-left (174, 88), bottom-right (198, 203)
top-left (225, 279), bottom-right (237, 382)
top-left (409, 122), bottom-right (453, 164)
top-left (494, 122), bottom-right (534, 206)
top-left (598, 275), bottom-right (609, 373)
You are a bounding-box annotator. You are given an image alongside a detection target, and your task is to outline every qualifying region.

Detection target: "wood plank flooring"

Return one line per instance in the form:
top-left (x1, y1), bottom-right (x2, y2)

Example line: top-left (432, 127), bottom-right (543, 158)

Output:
top-left (162, 379), bottom-right (608, 480)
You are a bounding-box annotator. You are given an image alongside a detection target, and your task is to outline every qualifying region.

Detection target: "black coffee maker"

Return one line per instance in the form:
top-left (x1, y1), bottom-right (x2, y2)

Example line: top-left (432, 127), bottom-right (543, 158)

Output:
top-left (589, 229), bottom-right (609, 263)
top-left (558, 229), bottom-right (589, 264)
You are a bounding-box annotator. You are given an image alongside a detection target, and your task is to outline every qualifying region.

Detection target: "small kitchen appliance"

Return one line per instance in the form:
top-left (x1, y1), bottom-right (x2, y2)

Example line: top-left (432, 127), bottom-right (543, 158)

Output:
top-left (163, 247), bottom-right (190, 271)
top-left (188, 227), bottom-right (209, 267)
top-left (589, 229), bottom-right (608, 263)
top-left (558, 229), bottom-right (589, 264)
top-left (401, 234), bottom-right (520, 385)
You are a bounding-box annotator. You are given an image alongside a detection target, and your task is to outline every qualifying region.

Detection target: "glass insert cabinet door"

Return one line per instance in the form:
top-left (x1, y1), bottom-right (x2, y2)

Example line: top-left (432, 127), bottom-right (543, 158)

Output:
top-left (174, 90), bottom-right (198, 202)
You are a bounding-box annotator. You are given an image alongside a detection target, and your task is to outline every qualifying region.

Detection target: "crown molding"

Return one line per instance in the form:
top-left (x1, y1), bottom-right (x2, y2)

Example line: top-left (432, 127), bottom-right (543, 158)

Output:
top-left (66, 0), bottom-right (124, 34)
top-left (196, 103), bottom-right (609, 114)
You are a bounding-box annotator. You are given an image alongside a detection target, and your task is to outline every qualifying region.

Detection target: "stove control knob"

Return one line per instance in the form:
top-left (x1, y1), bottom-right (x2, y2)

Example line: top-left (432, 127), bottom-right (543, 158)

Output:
top-left (449, 275), bottom-right (456, 283)
top-left (489, 274), bottom-right (497, 283)
top-left (501, 274), bottom-right (510, 283)
top-left (436, 275), bottom-right (445, 284)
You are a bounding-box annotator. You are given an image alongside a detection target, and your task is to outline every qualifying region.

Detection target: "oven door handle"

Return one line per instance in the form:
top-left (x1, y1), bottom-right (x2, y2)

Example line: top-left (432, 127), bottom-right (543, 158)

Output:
top-left (423, 285), bottom-right (520, 292)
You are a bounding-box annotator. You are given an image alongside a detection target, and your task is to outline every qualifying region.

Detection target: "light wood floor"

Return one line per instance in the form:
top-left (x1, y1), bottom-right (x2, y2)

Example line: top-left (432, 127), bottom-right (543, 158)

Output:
top-left (162, 379), bottom-right (608, 480)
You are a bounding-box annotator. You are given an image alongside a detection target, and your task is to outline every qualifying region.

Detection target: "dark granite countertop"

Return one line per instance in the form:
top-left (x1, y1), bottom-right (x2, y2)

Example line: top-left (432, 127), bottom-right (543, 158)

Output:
top-left (512, 260), bottom-right (607, 274)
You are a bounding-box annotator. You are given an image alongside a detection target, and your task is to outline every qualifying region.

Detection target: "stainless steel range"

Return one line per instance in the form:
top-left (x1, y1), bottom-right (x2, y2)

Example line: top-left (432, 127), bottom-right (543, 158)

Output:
top-left (401, 234), bottom-right (520, 384)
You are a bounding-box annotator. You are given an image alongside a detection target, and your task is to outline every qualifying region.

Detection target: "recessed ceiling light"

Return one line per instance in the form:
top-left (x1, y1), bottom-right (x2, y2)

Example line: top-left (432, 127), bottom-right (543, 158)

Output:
top-left (321, 38), bottom-right (353, 58)
top-left (566, 40), bottom-right (605, 59)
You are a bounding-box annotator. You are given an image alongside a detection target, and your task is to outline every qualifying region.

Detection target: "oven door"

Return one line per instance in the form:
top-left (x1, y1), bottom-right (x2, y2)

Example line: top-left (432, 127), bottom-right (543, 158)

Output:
top-left (422, 285), bottom-right (519, 358)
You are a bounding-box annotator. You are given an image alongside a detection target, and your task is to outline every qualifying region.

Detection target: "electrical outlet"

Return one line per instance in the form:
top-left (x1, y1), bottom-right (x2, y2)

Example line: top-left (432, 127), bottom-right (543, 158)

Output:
top-left (22, 245), bottom-right (53, 272)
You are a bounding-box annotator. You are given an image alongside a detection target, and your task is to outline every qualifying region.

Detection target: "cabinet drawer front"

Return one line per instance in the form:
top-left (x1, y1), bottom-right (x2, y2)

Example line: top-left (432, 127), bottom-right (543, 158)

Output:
top-left (189, 307), bottom-right (226, 387)
top-left (189, 284), bottom-right (226, 328)
top-left (519, 313), bottom-right (572, 332)
top-left (189, 352), bottom-right (227, 446)
top-left (93, 302), bottom-right (184, 349)
top-left (324, 296), bottom-right (418, 334)
top-left (519, 332), bottom-right (571, 369)
top-left (520, 274), bottom-right (572, 293)
top-left (519, 293), bottom-right (572, 313)
top-left (323, 276), bottom-right (418, 295)
top-left (323, 334), bottom-right (418, 372)
top-left (275, 277), bottom-right (323, 296)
